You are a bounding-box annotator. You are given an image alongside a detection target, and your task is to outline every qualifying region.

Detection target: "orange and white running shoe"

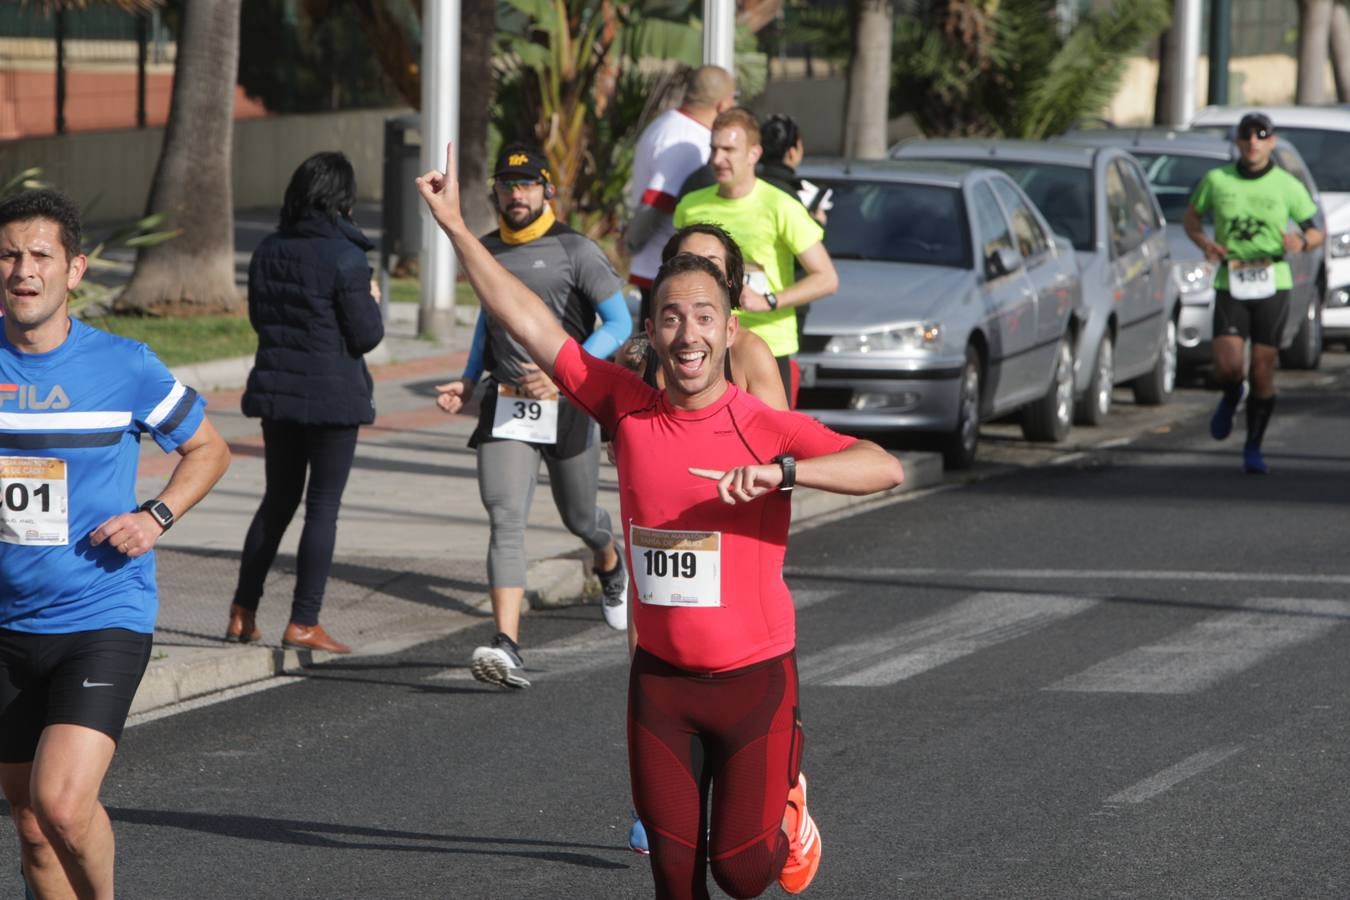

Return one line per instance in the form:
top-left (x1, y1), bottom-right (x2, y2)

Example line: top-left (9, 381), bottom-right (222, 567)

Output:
top-left (778, 773), bottom-right (822, 894)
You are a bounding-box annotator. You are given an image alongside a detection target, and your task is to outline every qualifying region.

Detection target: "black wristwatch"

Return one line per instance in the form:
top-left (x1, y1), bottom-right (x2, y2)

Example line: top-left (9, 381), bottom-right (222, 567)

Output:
top-left (764, 291), bottom-right (779, 311)
top-left (772, 454), bottom-right (796, 492)
top-left (139, 499), bottom-right (175, 532)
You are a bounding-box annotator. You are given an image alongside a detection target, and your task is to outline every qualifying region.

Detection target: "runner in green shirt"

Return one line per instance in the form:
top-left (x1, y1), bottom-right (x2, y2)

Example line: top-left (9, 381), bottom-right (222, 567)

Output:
top-left (674, 108), bottom-right (838, 406)
top-left (1184, 111), bottom-right (1323, 474)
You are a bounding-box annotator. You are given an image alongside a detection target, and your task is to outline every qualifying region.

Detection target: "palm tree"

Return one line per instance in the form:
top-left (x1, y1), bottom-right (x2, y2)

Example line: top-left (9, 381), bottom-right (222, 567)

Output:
top-left (893, 0), bottom-right (1170, 139)
top-left (1296, 0), bottom-right (1333, 104)
top-left (844, 0), bottom-right (893, 159)
top-left (117, 0), bottom-right (244, 315)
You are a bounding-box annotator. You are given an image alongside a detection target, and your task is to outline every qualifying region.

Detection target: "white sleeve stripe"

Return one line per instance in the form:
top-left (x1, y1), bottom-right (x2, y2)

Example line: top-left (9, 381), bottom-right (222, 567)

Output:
top-left (0, 411), bottom-right (133, 430)
top-left (146, 381), bottom-right (187, 428)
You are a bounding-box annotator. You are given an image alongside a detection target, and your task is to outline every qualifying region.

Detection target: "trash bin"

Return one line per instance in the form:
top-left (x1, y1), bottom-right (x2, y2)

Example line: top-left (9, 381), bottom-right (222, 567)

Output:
top-left (381, 113), bottom-right (422, 279)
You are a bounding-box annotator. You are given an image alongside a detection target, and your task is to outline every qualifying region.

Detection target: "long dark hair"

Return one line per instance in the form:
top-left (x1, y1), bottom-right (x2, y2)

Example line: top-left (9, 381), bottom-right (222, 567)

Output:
top-left (279, 151), bottom-right (356, 230)
top-left (659, 222), bottom-right (744, 309)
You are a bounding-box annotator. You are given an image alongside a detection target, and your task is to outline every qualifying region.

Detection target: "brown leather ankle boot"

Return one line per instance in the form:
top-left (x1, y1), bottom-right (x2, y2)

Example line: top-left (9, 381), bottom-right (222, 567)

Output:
top-left (225, 604), bottom-right (262, 643)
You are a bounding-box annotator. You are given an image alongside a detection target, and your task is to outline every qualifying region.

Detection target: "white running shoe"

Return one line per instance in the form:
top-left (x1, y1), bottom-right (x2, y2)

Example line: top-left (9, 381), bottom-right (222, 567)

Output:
top-left (470, 633), bottom-right (530, 689)
top-left (596, 557), bottom-right (628, 631)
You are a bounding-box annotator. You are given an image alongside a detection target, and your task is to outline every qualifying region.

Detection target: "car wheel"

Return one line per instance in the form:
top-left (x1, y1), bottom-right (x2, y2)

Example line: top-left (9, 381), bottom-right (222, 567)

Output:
top-left (1022, 334), bottom-right (1074, 442)
top-left (941, 347), bottom-right (982, 470)
top-left (1279, 298), bottom-right (1322, 370)
top-left (1133, 317), bottom-right (1177, 405)
top-left (1073, 335), bottom-right (1113, 426)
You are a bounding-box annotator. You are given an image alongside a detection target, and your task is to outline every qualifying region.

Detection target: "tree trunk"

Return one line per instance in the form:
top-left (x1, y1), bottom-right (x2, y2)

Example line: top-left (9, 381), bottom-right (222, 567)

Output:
top-left (1297, 0), bottom-right (1333, 104)
top-left (1330, 2), bottom-right (1350, 100)
top-left (117, 0), bottom-right (242, 316)
top-left (843, 0), bottom-right (893, 159)
top-left (1153, 29), bottom-right (1172, 126)
top-left (459, 0), bottom-right (495, 237)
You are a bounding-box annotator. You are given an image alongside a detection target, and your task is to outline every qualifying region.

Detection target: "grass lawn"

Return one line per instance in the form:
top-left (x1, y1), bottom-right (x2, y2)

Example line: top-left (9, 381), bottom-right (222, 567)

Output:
top-left (84, 314), bottom-right (257, 367)
top-left (388, 276), bottom-right (481, 306)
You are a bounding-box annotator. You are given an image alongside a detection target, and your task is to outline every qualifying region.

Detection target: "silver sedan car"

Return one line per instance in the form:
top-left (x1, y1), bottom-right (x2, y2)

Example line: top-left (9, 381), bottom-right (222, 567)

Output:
top-left (794, 160), bottom-right (1083, 469)
top-left (893, 140), bottom-right (1179, 425)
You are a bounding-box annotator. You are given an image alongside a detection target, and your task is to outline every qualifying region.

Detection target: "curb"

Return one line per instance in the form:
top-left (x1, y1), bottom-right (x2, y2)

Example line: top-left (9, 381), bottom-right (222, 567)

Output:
top-left (129, 447), bottom-right (944, 716)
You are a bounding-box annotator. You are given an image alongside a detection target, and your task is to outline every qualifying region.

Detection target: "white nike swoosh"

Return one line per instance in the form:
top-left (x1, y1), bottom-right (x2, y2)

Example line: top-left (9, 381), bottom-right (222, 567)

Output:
top-left (82, 679), bottom-right (114, 688)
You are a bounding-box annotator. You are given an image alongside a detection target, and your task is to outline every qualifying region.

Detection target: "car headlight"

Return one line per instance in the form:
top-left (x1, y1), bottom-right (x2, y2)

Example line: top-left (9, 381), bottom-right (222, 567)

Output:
top-left (1329, 231), bottom-right (1350, 259)
top-left (825, 323), bottom-right (941, 354)
top-left (1175, 261), bottom-right (1214, 295)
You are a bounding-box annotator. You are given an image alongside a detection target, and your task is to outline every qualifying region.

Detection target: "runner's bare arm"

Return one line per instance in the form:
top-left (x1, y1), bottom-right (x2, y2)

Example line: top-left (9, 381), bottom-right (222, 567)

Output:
top-left (1183, 205), bottom-right (1226, 261)
top-left (89, 416), bottom-right (231, 557)
top-left (690, 440), bottom-right (903, 505)
top-left (416, 142), bottom-right (568, 376)
top-left (734, 330), bottom-right (789, 410)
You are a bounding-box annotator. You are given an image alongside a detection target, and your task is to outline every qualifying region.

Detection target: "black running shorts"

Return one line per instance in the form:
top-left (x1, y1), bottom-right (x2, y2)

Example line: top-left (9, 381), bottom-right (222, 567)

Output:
top-left (0, 627), bottom-right (154, 763)
top-left (1213, 289), bottom-right (1290, 348)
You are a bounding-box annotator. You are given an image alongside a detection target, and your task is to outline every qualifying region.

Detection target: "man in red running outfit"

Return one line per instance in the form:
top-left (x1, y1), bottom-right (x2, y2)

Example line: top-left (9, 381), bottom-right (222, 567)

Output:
top-left (417, 144), bottom-right (903, 899)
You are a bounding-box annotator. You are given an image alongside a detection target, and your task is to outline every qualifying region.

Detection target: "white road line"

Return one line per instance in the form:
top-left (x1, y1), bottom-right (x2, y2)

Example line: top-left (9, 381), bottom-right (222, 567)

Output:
top-left (798, 592), bottom-right (1097, 687)
top-left (781, 566), bottom-right (1350, 588)
top-left (427, 625), bottom-right (628, 683)
top-left (126, 675), bottom-right (305, 728)
top-left (791, 588), bottom-right (840, 611)
top-left (1049, 598), bottom-right (1350, 694)
top-left (1106, 744), bottom-right (1245, 805)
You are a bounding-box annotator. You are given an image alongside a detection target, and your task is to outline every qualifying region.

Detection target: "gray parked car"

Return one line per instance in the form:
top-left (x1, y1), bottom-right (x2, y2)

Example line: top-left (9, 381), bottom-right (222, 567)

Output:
top-left (1060, 128), bottom-right (1327, 371)
top-left (892, 140), bottom-right (1179, 425)
top-left (794, 160), bottom-right (1084, 469)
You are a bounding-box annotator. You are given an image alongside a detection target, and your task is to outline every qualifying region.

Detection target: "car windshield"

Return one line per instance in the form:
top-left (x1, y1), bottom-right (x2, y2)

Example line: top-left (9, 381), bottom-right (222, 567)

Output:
top-left (1273, 127), bottom-right (1350, 192)
top-left (970, 161), bottom-right (1095, 251)
top-left (1132, 152), bottom-right (1226, 223)
top-left (816, 181), bottom-right (971, 268)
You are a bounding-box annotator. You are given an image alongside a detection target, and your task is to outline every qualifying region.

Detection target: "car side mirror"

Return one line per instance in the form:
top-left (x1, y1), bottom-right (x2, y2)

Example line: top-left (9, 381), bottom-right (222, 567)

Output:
top-left (986, 246), bottom-right (1022, 278)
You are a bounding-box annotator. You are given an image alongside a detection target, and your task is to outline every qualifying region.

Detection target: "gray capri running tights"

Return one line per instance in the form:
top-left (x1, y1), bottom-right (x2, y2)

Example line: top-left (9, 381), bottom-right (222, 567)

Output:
top-left (477, 432), bottom-right (614, 588)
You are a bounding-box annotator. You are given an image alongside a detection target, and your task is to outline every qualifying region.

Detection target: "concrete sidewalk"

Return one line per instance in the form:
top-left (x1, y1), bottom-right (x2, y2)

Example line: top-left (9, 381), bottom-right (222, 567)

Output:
top-left (132, 303), bottom-right (943, 715)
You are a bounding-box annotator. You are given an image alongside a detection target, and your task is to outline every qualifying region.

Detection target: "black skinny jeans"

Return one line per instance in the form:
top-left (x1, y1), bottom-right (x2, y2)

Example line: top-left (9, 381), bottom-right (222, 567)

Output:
top-left (232, 421), bottom-right (360, 626)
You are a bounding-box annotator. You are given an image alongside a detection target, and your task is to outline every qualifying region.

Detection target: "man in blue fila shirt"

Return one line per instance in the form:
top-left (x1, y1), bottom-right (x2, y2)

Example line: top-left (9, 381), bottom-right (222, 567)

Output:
top-left (0, 190), bottom-right (230, 898)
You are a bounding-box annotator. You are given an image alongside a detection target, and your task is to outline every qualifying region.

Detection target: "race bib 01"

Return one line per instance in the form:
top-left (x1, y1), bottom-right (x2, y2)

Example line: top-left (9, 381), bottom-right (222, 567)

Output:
top-left (630, 523), bottom-right (721, 608)
top-left (1228, 260), bottom-right (1276, 301)
top-left (0, 456), bottom-right (69, 546)
top-left (491, 383), bottom-right (559, 444)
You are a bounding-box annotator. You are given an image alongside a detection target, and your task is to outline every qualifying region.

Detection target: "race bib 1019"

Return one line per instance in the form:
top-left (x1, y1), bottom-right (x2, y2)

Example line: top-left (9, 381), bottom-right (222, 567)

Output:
top-left (630, 524), bottom-right (721, 608)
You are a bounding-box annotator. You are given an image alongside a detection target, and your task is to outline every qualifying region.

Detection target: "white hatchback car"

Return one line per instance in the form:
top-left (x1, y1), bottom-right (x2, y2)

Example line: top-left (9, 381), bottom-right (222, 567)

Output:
top-left (1191, 105), bottom-right (1350, 346)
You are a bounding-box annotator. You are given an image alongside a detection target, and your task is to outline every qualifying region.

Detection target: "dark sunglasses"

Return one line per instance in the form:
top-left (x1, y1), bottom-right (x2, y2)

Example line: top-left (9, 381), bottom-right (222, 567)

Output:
top-left (497, 178), bottom-right (544, 190)
top-left (1238, 127), bottom-right (1272, 140)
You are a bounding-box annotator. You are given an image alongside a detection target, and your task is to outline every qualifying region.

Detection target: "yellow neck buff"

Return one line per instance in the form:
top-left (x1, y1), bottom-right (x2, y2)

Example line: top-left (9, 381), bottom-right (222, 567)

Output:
top-left (499, 204), bottom-right (556, 246)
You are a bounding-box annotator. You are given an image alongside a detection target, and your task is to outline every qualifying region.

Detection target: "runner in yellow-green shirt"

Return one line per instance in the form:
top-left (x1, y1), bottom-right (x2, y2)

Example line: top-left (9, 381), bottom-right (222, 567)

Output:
top-left (1184, 111), bottom-right (1323, 474)
top-left (674, 108), bottom-right (838, 406)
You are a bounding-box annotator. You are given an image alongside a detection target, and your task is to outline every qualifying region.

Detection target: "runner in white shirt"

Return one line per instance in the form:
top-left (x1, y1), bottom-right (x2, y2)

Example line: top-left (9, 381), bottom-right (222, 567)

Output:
top-left (624, 65), bottom-right (736, 310)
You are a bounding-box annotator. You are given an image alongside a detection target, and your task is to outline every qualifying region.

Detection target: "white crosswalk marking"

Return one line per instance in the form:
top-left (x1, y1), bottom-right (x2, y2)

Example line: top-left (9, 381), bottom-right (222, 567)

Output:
top-left (1048, 597), bottom-right (1350, 695)
top-left (798, 592), bottom-right (1097, 687)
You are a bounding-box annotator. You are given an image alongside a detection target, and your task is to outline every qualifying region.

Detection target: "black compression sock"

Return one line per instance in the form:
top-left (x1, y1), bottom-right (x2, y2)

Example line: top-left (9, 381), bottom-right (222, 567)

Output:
top-left (1221, 382), bottom-right (1244, 408)
top-left (1245, 394), bottom-right (1275, 448)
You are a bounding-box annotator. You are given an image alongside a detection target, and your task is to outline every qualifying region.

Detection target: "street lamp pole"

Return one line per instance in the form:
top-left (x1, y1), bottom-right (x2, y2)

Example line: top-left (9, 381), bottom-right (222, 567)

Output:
top-left (703, 0), bottom-right (735, 71)
top-left (419, 0), bottom-right (460, 341)
top-left (1165, 0), bottom-right (1202, 127)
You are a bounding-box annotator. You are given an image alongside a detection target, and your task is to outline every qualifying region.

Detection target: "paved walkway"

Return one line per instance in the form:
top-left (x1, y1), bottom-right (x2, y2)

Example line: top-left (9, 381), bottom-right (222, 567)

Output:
top-left (132, 302), bottom-right (943, 715)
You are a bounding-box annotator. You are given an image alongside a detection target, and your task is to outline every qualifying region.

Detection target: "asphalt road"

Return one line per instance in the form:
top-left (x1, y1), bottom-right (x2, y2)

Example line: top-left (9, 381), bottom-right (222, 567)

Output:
top-left (6, 357), bottom-right (1350, 899)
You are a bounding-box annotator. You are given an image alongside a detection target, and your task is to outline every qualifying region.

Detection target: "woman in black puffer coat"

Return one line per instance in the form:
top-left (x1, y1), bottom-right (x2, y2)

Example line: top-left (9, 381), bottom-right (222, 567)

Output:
top-left (225, 151), bottom-right (384, 653)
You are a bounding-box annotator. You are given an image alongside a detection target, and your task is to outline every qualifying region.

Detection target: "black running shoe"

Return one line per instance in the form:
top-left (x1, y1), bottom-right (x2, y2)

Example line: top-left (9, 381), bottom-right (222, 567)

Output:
top-left (470, 632), bottom-right (530, 689)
